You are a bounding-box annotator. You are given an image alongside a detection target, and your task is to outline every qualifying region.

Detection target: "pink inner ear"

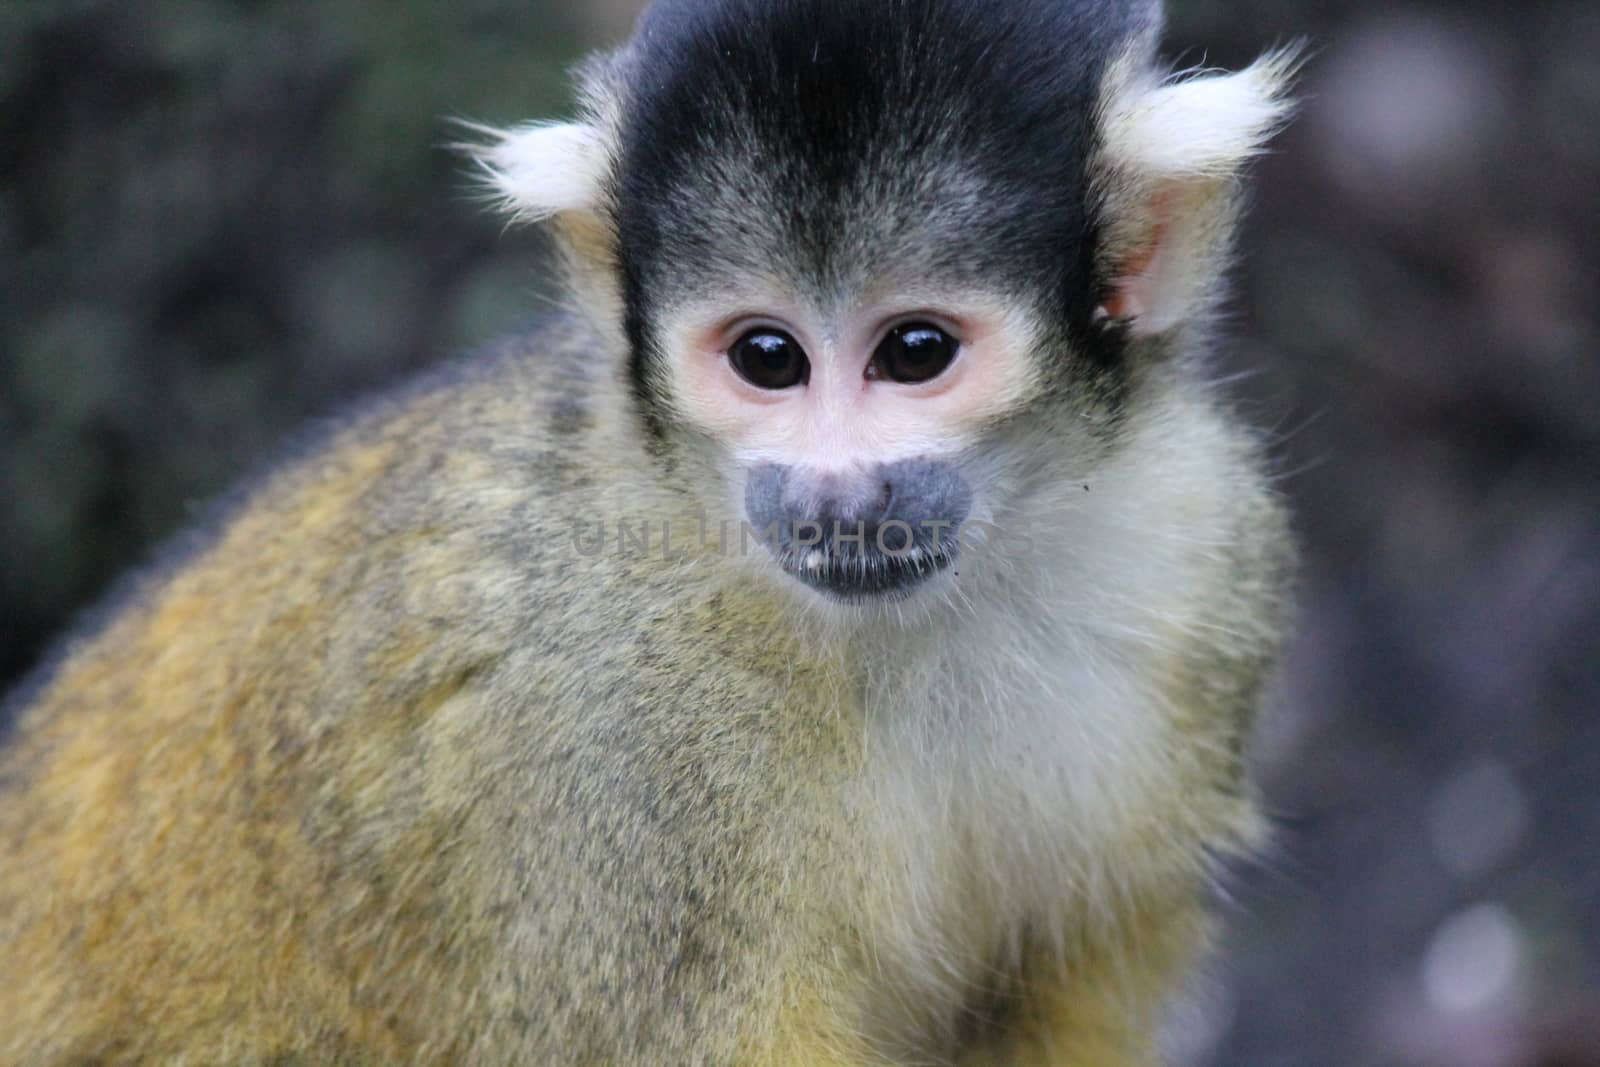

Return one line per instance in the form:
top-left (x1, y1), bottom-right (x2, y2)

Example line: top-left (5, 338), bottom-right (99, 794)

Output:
top-left (1099, 188), bottom-right (1176, 325)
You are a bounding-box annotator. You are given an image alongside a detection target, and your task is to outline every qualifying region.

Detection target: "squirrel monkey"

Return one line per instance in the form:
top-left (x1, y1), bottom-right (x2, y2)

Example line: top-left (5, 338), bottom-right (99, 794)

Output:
top-left (0, 0), bottom-right (1298, 1063)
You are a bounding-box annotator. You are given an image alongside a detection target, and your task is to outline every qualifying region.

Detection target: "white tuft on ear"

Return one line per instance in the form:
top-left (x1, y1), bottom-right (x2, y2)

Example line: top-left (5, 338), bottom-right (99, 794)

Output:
top-left (457, 120), bottom-right (610, 223)
top-left (1103, 47), bottom-right (1301, 180)
top-left (1097, 46), bottom-right (1302, 336)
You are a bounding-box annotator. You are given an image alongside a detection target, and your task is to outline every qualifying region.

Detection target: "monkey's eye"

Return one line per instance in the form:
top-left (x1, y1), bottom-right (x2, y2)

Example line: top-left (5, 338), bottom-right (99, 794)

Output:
top-left (869, 323), bottom-right (959, 384)
top-left (729, 329), bottom-right (809, 390)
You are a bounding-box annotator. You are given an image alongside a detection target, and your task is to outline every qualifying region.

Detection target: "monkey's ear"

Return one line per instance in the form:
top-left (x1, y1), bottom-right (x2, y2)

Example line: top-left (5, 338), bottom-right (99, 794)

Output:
top-left (1096, 47), bottom-right (1301, 336)
top-left (457, 121), bottom-right (612, 223)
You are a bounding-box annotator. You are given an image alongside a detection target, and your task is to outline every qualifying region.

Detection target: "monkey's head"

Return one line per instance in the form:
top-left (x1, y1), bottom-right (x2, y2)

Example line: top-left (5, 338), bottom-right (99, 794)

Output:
top-left (470, 0), bottom-right (1295, 610)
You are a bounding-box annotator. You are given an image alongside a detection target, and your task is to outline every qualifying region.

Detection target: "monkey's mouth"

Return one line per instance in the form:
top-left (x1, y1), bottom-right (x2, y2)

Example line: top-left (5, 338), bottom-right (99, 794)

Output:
top-left (777, 541), bottom-right (959, 602)
top-left (743, 460), bottom-right (974, 603)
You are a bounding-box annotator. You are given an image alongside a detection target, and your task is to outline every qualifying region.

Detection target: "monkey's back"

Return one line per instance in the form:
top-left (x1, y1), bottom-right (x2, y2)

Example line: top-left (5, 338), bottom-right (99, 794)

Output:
top-left (0, 315), bottom-right (865, 1064)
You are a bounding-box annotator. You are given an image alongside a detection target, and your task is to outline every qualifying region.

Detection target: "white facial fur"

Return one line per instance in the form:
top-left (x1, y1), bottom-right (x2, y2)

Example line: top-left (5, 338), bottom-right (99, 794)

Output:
top-left (628, 286), bottom-right (1042, 616)
top-left (659, 290), bottom-right (1045, 468)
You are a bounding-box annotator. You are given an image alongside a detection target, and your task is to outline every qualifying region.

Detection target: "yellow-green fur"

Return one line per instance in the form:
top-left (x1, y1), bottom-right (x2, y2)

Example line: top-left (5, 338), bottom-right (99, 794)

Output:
top-left (0, 314), bottom-right (1291, 1064)
top-left (1, 1), bottom-right (1300, 1058)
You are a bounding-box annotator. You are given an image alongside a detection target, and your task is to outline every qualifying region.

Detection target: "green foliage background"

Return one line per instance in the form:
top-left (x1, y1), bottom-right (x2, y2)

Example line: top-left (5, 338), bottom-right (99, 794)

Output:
top-left (1, 0), bottom-right (584, 677)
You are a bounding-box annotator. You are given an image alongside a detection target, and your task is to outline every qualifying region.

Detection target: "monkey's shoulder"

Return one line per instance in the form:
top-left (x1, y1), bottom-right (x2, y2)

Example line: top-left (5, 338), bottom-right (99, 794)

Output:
top-left (0, 314), bottom-right (623, 736)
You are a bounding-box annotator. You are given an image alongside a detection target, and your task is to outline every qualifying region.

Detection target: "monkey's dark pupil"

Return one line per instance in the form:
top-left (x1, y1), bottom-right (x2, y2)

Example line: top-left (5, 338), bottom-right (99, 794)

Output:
top-left (730, 330), bottom-right (808, 389)
top-left (874, 324), bottom-right (957, 384)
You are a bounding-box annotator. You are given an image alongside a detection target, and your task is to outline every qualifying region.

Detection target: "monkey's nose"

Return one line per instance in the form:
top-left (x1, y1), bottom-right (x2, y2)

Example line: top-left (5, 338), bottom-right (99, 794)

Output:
top-left (787, 471), bottom-right (894, 535)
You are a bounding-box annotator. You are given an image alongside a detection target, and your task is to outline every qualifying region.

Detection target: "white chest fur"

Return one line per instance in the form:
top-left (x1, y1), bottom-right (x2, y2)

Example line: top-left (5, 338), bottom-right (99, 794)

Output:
top-left (843, 409), bottom-right (1250, 1031)
top-left (854, 590), bottom-right (1169, 983)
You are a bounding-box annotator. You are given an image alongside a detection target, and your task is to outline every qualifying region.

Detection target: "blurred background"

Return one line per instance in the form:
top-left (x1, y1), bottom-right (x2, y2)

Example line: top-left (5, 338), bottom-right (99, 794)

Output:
top-left (2, 1), bottom-right (1596, 1064)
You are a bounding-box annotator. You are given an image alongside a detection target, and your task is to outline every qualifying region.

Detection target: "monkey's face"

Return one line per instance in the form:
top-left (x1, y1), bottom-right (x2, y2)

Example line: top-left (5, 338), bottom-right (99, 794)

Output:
top-left (596, 2), bottom-right (1131, 608)
top-left (469, 0), bottom-right (1296, 609)
top-left (652, 288), bottom-right (1060, 604)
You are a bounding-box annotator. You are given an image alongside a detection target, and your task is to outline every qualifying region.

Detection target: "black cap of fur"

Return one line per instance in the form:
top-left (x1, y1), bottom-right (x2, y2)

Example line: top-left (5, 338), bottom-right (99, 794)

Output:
top-left (614, 0), bottom-right (1157, 419)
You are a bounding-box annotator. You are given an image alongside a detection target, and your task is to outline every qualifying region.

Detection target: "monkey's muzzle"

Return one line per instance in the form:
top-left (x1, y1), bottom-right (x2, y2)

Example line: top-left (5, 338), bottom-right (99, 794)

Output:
top-left (743, 460), bottom-right (973, 601)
